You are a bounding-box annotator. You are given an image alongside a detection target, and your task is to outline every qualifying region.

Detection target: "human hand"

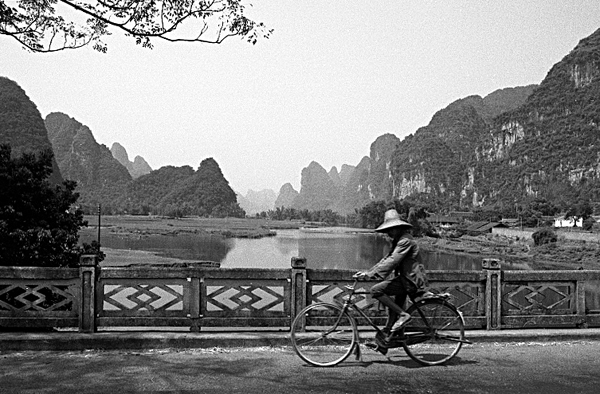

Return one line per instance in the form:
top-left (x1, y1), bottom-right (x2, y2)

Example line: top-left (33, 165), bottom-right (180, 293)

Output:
top-left (353, 271), bottom-right (369, 281)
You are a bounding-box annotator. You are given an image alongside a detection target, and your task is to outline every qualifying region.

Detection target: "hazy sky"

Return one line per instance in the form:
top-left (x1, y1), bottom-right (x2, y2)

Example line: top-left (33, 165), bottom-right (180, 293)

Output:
top-left (1, 1), bottom-right (600, 195)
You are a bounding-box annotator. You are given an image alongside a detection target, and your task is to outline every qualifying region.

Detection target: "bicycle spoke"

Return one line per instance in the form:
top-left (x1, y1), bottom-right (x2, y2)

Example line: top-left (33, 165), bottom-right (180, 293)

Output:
top-left (403, 300), bottom-right (465, 366)
top-left (290, 303), bottom-right (357, 367)
top-left (434, 334), bottom-right (465, 343)
top-left (437, 315), bottom-right (461, 331)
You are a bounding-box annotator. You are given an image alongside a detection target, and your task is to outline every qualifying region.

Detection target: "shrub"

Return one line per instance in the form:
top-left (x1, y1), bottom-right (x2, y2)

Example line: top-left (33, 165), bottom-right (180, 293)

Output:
top-left (532, 228), bottom-right (558, 246)
top-left (0, 144), bottom-right (91, 267)
top-left (583, 217), bottom-right (596, 231)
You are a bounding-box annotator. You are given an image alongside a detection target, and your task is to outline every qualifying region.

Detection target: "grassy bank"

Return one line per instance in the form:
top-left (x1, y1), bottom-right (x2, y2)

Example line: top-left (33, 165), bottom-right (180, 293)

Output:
top-left (83, 215), bottom-right (303, 239)
top-left (419, 231), bottom-right (600, 270)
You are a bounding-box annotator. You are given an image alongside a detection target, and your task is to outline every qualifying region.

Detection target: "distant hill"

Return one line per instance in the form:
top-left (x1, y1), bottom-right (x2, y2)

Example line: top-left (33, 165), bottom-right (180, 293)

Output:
top-left (117, 165), bottom-right (195, 214)
top-left (159, 158), bottom-right (245, 217)
top-left (237, 189), bottom-right (277, 215)
top-left (285, 85), bottom-right (537, 214)
top-left (0, 77), bottom-right (62, 184)
top-left (117, 158), bottom-right (245, 217)
top-left (293, 161), bottom-right (340, 211)
top-left (390, 27), bottom-right (600, 211)
top-left (289, 134), bottom-right (400, 214)
top-left (111, 142), bottom-right (152, 179)
top-left (274, 183), bottom-right (299, 209)
top-left (45, 112), bottom-right (132, 212)
top-left (0, 81), bottom-right (252, 218)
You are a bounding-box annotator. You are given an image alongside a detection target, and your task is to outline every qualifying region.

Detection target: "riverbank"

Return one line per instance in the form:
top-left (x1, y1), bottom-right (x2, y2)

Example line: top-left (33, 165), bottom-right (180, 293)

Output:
top-left (81, 216), bottom-right (600, 270)
top-left (418, 230), bottom-right (600, 270)
top-left (83, 215), bottom-right (303, 239)
top-left (81, 216), bottom-right (310, 266)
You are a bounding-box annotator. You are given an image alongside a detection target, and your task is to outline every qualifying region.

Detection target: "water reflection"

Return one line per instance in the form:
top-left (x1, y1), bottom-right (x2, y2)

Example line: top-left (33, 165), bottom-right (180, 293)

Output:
top-left (79, 230), bottom-right (233, 263)
top-left (81, 228), bottom-right (517, 271)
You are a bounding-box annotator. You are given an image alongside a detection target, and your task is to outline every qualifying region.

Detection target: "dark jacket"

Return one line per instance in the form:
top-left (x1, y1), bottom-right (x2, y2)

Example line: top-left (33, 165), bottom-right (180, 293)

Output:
top-left (364, 236), bottom-right (427, 291)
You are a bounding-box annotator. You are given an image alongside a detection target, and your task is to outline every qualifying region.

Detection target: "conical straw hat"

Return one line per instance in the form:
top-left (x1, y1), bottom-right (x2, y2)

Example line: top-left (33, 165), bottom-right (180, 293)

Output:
top-left (374, 209), bottom-right (412, 232)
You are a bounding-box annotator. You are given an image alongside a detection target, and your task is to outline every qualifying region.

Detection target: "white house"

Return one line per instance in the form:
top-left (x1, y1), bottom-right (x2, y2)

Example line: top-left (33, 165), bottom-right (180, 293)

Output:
top-left (554, 217), bottom-right (583, 228)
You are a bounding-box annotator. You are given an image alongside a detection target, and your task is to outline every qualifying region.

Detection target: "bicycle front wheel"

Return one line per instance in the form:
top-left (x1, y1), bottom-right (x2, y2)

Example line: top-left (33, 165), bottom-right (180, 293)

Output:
top-left (402, 299), bottom-right (465, 366)
top-left (290, 302), bottom-right (357, 367)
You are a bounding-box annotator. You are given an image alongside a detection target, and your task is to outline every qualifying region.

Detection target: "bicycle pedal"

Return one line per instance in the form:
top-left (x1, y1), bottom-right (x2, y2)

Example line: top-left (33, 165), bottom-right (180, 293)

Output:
top-left (365, 342), bottom-right (388, 356)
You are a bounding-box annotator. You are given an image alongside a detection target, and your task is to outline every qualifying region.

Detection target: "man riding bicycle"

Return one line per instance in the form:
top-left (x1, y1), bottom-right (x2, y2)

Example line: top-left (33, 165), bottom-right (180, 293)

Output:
top-left (354, 209), bottom-right (430, 340)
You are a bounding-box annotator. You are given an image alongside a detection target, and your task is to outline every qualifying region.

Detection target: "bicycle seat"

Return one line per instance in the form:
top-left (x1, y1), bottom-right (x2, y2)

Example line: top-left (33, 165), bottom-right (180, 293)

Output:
top-left (413, 291), bottom-right (451, 302)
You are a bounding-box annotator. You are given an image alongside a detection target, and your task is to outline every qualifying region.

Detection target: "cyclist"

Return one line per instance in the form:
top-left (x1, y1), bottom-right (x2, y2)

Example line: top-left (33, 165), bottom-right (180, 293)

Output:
top-left (354, 209), bottom-right (430, 344)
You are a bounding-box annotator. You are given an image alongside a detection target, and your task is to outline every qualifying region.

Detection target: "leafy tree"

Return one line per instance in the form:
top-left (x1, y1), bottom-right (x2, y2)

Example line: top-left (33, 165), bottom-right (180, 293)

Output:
top-left (516, 197), bottom-right (560, 227)
top-left (355, 199), bottom-right (435, 237)
top-left (356, 200), bottom-right (388, 229)
top-left (583, 216), bottom-right (596, 231)
top-left (528, 197), bottom-right (559, 217)
top-left (259, 206), bottom-right (345, 226)
top-left (472, 206), bottom-right (503, 222)
top-left (0, 144), bottom-right (88, 267)
top-left (565, 200), bottom-right (593, 226)
top-left (0, 0), bottom-right (271, 53)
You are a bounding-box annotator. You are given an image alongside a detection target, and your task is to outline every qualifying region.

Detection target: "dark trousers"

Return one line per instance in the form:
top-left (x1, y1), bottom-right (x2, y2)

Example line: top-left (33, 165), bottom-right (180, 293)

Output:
top-left (370, 275), bottom-right (418, 330)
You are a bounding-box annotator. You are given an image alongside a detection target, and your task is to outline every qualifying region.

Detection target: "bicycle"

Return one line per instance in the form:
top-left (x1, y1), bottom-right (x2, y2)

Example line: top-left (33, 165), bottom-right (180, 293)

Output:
top-left (290, 277), bottom-right (471, 367)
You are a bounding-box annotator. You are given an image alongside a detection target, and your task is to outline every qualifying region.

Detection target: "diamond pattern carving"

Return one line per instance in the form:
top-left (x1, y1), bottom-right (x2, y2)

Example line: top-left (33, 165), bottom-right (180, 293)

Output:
top-left (428, 283), bottom-right (482, 314)
top-left (206, 285), bottom-right (284, 312)
top-left (103, 284), bottom-right (183, 311)
top-left (311, 284), bottom-right (378, 312)
top-left (0, 284), bottom-right (75, 312)
top-left (502, 283), bottom-right (574, 314)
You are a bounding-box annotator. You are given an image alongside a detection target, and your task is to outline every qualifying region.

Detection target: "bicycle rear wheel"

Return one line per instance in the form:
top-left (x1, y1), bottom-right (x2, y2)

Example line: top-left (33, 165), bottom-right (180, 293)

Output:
top-left (290, 302), bottom-right (357, 367)
top-left (402, 298), bottom-right (465, 366)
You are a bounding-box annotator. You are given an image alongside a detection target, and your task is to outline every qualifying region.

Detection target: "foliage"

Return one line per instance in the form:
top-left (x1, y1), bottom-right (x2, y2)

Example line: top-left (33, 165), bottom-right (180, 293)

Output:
top-left (157, 158), bottom-right (245, 218)
top-left (471, 206), bottom-right (504, 222)
top-left (258, 206), bottom-right (345, 226)
top-left (0, 0), bottom-right (271, 53)
top-left (583, 216), bottom-right (596, 231)
top-left (565, 200), bottom-right (593, 222)
top-left (356, 200), bottom-right (389, 229)
top-left (0, 144), bottom-right (89, 267)
top-left (353, 199), bottom-right (435, 237)
top-left (78, 240), bottom-right (105, 263)
top-left (532, 228), bottom-right (558, 246)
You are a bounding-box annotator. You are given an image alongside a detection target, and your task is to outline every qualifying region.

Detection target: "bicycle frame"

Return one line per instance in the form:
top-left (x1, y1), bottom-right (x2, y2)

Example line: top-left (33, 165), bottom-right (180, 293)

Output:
top-left (333, 279), bottom-right (407, 354)
top-left (339, 280), bottom-right (385, 332)
top-left (335, 279), bottom-right (467, 351)
top-left (290, 278), bottom-right (470, 366)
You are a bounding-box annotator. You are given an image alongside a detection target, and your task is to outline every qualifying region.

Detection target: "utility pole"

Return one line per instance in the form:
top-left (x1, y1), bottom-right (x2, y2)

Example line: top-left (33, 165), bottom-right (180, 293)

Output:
top-left (97, 203), bottom-right (101, 246)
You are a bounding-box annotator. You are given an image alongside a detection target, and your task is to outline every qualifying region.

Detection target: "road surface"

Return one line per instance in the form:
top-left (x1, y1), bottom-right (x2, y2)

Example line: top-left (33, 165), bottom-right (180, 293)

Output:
top-left (1, 340), bottom-right (599, 393)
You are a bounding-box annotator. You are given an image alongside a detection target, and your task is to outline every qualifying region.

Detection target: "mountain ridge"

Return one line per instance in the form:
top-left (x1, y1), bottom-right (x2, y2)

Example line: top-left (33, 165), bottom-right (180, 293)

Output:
top-left (0, 77), bottom-right (63, 184)
top-left (111, 142), bottom-right (152, 179)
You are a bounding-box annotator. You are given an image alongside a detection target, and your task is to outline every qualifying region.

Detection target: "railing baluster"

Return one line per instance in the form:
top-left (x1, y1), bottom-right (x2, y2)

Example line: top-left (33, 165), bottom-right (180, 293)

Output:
top-left (291, 257), bottom-right (307, 330)
top-left (483, 258), bottom-right (502, 330)
top-left (79, 254), bottom-right (97, 333)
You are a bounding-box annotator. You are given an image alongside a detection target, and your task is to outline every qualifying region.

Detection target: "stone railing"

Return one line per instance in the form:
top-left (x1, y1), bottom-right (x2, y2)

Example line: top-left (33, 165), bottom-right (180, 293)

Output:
top-left (1, 256), bottom-right (599, 332)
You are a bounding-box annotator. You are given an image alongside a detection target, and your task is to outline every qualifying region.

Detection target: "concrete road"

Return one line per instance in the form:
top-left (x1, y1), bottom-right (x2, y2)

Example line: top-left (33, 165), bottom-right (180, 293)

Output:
top-left (1, 340), bottom-right (599, 393)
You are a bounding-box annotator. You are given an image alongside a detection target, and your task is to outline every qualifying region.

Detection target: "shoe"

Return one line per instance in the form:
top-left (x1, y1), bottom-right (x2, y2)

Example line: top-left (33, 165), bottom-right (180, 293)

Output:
top-left (391, 313), bottom-right (412, 333)
top-left (365, 341), bottom-right (388, 356)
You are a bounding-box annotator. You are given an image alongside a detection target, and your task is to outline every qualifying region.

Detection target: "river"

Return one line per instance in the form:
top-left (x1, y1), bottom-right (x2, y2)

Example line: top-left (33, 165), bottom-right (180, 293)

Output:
top-left (79, 228), bottom-right (529, 271)
top-left (79, 228), bottom-right (600, 309)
